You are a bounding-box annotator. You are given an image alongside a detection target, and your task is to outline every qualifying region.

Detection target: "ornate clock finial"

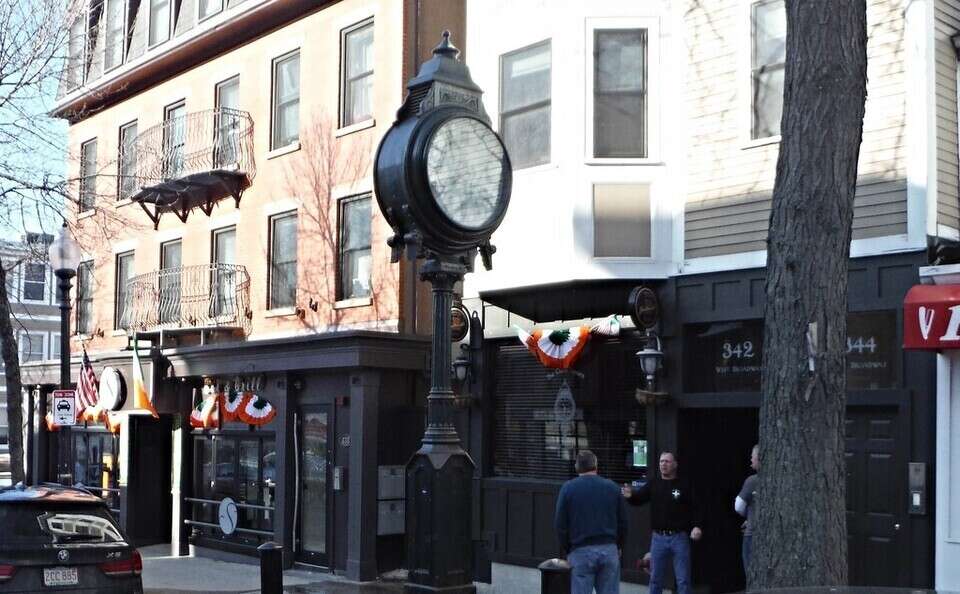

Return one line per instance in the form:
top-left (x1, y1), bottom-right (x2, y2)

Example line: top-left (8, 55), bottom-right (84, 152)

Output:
top-left (433, 30), bottom-right (460, 60)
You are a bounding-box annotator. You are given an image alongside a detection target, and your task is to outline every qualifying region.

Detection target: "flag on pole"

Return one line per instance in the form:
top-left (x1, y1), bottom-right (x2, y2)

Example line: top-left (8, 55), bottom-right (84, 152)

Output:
top-left (78, 346), bottom-right (101, 422)
top-left (131, 335), bottom-right (159, 418)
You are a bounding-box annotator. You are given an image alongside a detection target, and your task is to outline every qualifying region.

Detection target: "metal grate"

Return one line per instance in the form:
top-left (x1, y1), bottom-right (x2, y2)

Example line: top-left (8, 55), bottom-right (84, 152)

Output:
top-left (491, 340), bottom-right (647, 485)
top-left (125, 263), bottom-right (251, 334)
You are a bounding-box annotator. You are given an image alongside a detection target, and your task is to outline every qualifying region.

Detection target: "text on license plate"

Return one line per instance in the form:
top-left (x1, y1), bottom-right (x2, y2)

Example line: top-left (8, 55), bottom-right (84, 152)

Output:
top-left (43, 566), bottom-right (78, 586)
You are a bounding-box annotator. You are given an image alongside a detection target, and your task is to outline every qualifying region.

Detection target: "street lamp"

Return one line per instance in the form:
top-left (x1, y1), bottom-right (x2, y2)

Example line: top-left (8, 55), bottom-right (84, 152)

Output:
top-left (374, 32), bottom-right (511, 593)
top-left (48, 224), bottom-right (81, 483)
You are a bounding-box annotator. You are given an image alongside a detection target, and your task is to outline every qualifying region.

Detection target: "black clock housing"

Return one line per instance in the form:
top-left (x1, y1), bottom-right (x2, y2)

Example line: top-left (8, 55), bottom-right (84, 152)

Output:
top-left (374, 32), bottom-right (511, 266)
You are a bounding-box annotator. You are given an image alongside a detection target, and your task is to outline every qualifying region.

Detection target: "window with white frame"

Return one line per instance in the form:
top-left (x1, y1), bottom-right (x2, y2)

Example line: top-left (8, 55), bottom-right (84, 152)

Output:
top-left (104, 0), bottom-right (125, 71)
top-left (593, 183), bottom-right (651, 257)
top-left (268, 212), bottom-right (298, 309)
top-left (80, 139), bottom-right (97, 212)
top-left (500, 40), bottom-right (551, 169)
top-left (19, 332), bottom-right (45, 363)
top-left (341, 19), bottom-right (374, 127)
top-left (149, 0), bottom-right (171, 46)
top-left (593, 29), bottom-right (647, 158)
top-left (21, 263), bottom-right (46, 302)
top-left (199, 0), bottom-right (223, 20)
top-left (338, 195), bottom-right (372, 300)
top-left (114, 251), bottom-right (134, 329)
top-left (271, 50), bottom-right (300, 150)
top-left (50, 333), bottom-right (61, 361)
top-left (67, 15), bottom-right (85, 90)
top-left (750, 0), bottom-right (786, 140)
top-left (118, 121), bottom-right (138, 200)
top-left (77, 261), bottom-right (94, 335)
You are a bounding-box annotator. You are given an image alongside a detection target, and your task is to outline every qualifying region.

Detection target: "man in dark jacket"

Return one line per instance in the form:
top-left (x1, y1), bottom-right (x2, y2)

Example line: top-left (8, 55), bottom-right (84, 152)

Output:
top-left (623, 451), bottom-right (702, 594)
top-left (555, 450), bottom-right (628, 594)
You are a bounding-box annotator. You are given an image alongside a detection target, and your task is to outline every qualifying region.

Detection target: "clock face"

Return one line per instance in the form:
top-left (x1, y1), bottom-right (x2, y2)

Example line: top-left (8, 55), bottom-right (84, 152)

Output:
top-left (425, 117), bottom-right (506, 229)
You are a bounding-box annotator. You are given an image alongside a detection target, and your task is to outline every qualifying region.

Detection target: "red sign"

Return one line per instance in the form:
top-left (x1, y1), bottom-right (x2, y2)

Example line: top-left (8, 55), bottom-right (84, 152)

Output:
top-left (903, 284), bottom-right (960, 350)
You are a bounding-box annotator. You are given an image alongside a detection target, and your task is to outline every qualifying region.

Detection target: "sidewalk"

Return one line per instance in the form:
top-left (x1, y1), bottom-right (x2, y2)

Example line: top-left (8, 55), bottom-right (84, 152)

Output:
top-left (140, 545), bottom-right (403, 594)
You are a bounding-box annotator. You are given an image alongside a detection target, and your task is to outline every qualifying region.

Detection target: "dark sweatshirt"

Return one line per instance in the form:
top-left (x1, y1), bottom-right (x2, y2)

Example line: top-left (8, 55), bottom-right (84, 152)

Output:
top-left (554, 474), bottom-right (628, 555)
top-left (627, 475), bottom-right (702, 532)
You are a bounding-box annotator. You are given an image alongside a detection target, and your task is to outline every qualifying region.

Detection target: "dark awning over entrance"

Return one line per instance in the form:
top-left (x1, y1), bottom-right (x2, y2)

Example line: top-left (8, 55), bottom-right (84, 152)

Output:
top-left (479, 279), bottom-right (657, 323)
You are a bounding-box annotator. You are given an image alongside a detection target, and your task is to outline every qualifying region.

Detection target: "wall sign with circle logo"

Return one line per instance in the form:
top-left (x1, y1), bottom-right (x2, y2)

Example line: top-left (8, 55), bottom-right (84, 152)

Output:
top-left (628, 286), bottom-right (660, 330)
top-left (218, 497), bottom-right (239, 535)
top-left (98, 367), bottom-right (127, 412)
top-left (451, 305), bottom-right (469, 343)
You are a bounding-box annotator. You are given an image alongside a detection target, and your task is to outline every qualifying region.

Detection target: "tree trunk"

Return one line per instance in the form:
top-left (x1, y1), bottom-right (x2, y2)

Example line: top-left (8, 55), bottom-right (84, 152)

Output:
top-left (751, 0), bottom-right (867, 588)
top-left (0, 265), bottom-right (26, 485)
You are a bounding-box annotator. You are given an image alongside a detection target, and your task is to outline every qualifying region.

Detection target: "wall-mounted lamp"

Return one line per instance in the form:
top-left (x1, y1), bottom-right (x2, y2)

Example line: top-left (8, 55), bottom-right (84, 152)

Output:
top-left (951, 32), bottom-right (960, 60)
top-left (635, 331), bottom-right (667, 405)
top-left (451, 309), bottom-right (483, 405)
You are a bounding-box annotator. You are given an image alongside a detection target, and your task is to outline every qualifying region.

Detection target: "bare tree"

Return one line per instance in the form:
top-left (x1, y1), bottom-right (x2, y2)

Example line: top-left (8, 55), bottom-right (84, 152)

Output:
top-left (752, 0), bottom-right (867, 588)
top-left (0, 0), bottom-right (144, 484)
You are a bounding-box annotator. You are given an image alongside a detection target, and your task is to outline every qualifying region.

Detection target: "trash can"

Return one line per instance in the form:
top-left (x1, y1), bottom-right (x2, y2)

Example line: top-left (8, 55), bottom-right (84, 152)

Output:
top-left (538, 558), bottom-right (571, 594)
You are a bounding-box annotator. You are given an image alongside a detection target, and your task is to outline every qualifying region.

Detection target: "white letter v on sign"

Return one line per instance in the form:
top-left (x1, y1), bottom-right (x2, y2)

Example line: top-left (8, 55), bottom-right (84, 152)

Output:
top-left (919, 307), bottom-right (935, 340)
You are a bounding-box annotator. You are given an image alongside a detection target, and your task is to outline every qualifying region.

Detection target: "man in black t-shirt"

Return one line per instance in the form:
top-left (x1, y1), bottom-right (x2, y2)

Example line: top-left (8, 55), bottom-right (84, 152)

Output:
top-left (622, 451), bottom-right (702, 594)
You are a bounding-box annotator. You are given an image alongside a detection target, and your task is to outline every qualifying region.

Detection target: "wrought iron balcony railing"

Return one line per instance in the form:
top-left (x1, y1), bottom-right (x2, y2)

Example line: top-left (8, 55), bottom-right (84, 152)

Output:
top-left (124, 263), bottom-right (251, 335)
top-left (127, 108), bottom-right (257, 228)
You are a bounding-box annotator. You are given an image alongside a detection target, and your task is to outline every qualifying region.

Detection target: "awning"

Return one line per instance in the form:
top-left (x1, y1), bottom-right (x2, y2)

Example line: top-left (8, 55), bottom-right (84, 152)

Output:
top-left (479, 279), bottom-right (657, 324)
top-left (903, 284), bottom-right (960, 349)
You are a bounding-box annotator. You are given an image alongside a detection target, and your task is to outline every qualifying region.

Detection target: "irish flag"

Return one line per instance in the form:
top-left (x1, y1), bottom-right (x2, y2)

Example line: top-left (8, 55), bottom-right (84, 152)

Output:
top-left (132, 335), bottom-right (159, 418)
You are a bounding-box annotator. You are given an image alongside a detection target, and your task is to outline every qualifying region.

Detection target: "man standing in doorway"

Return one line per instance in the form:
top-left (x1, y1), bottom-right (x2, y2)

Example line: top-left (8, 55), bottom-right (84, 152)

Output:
top-left (735, 444), bottom-right (760, 573)
top-left (622, 451), bottom-right (702, 594)
top-left (555, 450), bottom-right (628, 594)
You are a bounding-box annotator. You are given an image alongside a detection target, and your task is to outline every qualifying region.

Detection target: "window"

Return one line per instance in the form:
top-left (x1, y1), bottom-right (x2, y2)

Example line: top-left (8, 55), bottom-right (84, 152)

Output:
top-left (114, 251), bottom-right (134, 329)
top-left (338, 196), bottom-right (371, 300)
top-left (21, 263), bottom-right (46, 302)
top-left (341, 20), bottom-right (374, 127)
top-left (211, 227), bottom-right (236, 317)
top-left (77, 261), bottom-right (94, 335)
top-left (500, 41), bottom-right (551, 169)
top-left (268, 212), bottom-right (297, 309)
top-left (214, 77), bottom-right (240, 168)
top-left (67, 15), bottom-right (85, 90)
top-left (149, 0), bottom-right (171, 46)
top-left (164, 102), bottom-right (186, 179)
top-left (159, 240), bottom-right (182, 324)
top-left (751, 0), bottom-right (786, 139)
top-left (80, 139), bottom-right (97, 212)
top-left (593, 184), bottom-right (651, 257)
top-left (19, 332), bottom-right (45, 363)
top-left (4, 265), bottom-right (16, 298)
top-left (104, 0), bottom-right (125, 71)
top-left (50, 333), bottom-right (61, 362)
top-left (199, 0), bottom-right (223, 20)
top-left (593, 29), bottom-right (647, 158)
top-left (118, 121), bottom-right (138, 200)
top-left (271, 51), bottom-right (300, 149)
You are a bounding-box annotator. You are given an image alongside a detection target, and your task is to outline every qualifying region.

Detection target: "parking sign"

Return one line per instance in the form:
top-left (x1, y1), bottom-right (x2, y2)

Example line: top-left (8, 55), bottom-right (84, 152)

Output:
top-left (52, 390), bottom-right (76, 426)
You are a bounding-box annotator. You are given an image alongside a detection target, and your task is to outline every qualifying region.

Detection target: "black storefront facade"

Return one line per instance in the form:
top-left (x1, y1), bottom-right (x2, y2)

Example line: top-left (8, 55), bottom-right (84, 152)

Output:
top-left (471, 250), bottom-right (937, 592)
top-left (23, 330), bottom-right (430, 581)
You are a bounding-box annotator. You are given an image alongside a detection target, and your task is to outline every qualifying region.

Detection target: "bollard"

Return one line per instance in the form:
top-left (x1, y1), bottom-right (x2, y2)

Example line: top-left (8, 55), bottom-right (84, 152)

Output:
top-left (538, 558), bottom-right (571, 594)
top-left (258, 541), bottom-right (283, 594)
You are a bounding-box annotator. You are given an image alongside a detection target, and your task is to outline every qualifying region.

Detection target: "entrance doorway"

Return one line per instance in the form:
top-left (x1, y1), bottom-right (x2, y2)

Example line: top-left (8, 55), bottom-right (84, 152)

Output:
top-left (679, 405), bottom-right (909, 591)
top-left (297, 406), bottom-right (331, 566)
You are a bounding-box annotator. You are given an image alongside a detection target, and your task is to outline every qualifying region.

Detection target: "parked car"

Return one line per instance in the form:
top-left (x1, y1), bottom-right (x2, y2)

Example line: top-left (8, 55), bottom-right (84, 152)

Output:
top-left (0, 483), bottom-right (143, 593)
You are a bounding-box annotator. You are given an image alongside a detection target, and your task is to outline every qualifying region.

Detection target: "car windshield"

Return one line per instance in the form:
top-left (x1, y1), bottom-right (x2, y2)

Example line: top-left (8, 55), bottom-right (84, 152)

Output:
top-left (0, 504), bottom-right (125, 545)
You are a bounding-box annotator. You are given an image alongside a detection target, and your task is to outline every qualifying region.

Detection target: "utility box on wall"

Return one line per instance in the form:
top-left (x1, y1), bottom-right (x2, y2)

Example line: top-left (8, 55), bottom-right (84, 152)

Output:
top-left (377, 465), bottom-right (405, 535)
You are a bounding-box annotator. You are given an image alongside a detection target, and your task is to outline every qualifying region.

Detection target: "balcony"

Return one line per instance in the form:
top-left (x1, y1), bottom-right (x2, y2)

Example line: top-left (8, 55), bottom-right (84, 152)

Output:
top-left (124, 264), bottom-right (251, 335)
top-left (128, 108), bottom-right (256, 228)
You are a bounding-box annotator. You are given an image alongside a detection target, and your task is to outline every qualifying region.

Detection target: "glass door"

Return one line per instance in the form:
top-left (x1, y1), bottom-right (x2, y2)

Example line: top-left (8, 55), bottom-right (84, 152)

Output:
top-left (297, 406), bottom-right (330, 566)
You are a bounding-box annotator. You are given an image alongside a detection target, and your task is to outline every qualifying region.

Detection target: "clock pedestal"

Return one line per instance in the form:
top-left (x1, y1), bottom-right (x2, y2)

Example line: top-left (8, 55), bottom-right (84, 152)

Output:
top-left (405, 258), bottom-right (476, 594)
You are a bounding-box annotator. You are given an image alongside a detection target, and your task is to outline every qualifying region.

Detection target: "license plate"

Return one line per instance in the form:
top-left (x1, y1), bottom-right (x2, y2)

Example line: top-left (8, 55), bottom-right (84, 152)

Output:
top-left (43, 566), bottom-right (78, 586)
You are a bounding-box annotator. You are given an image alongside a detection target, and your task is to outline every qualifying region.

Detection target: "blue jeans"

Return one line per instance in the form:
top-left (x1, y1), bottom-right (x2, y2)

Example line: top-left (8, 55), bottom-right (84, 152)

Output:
top-left (568, 543), bottom-right (620, 594)
top-left (742, 534), bottom-right (752, 574)
top-left (649, 532), bottom-right (692, 594)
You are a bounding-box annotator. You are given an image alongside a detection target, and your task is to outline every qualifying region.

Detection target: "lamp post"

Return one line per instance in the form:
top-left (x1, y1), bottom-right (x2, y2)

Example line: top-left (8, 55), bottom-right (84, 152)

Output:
top-left (374, 32), bottom-right (511, 593)
top-left (48, 224), bottom-right (82, 483)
